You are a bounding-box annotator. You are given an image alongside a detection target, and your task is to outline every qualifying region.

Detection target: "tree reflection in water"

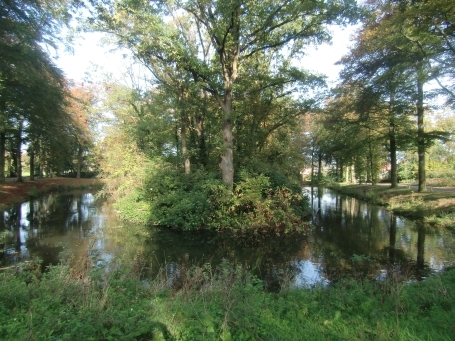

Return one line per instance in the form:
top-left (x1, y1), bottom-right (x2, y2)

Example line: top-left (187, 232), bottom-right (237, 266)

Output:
top-left (1, 188), bottom-right (455, 289)
top-left (307, 187), bottom-right (454, 283)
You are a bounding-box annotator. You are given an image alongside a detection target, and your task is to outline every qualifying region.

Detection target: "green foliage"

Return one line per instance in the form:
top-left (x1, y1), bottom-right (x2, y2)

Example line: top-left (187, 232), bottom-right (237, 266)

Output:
top-left (0, 260), bottom-right (167, 341)
top-left (89, 0), bottom-right (359, 189)
top-left (0, 0), bottom-right (83, 181)
top-left (228, 171), bottom-right (310, 233)
top-left (1, 258), bottom-right (455, 341)
top-left (398, 156), bottom-right (418, 182)
top-left (425, 213), bottom-right (455, 230)
top-left (0, 231), bottom-right (10, 247)
top-left (143, 168), bottom-right (310, 232)
top-left (115, 191), bottom-right (152, 224)
top-left (147, 169), bottom-right (223, 230)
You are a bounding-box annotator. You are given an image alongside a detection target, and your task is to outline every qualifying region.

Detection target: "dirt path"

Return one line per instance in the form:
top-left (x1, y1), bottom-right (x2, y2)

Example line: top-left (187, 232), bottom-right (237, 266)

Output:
top-left (0, 177), bottom-right (105, 208)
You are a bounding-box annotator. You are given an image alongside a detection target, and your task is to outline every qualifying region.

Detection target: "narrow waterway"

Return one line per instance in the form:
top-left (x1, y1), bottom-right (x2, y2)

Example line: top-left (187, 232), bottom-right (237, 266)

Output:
top-left (1, 187), bottom-right (454, 288)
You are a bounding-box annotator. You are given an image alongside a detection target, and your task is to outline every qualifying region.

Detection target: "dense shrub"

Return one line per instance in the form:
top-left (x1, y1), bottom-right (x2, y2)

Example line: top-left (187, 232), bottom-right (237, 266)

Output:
top-left (147, 170), bottom-right (224, 230)
top-left (145, 169), bottom-right (310, 232)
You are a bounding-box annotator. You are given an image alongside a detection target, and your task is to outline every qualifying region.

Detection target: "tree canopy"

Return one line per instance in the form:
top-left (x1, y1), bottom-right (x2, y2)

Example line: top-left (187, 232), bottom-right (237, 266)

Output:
top-left (0, 0), bottom-right (95, 181)
top-left (2, 0), bottom-right (454, 231)
top-left (90, 0), bottom-right (358, 190)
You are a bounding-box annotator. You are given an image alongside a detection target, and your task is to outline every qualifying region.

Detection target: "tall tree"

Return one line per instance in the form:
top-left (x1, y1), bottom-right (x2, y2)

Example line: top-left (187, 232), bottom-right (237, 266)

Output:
top-left (338, 0), bottom-right (451, 191)
top-left (91, 0), bottom-right (357, 190)
top-left (65, 86), bottom-right (97, 178)
top-left (0, 0), bottom-right (79, 181)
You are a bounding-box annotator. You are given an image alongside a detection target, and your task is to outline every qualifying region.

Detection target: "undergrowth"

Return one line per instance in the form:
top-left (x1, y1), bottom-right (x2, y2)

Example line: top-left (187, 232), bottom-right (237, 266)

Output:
top-left (117, 168), bottom-right (311, 232)
top-left (0, 257), bottom-right (454, 341)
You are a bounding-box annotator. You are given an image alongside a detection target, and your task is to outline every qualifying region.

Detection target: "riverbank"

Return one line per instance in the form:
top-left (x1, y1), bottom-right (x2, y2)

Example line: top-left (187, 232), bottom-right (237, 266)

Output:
top-left (0, 258), bottom-right (454, 340)
top-left (0, 177), bottom-right (105, 209)
top-left (327, 182), bottom-right (455, 229)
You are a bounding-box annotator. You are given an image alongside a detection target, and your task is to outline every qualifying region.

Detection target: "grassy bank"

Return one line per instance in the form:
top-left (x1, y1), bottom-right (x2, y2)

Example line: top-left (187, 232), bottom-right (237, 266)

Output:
top-left (0, 258), bottom-right (454, 341)
top-left (0, 177), bottom-right (105, 210)
top-left (327, 183), bottom-right (455, 229)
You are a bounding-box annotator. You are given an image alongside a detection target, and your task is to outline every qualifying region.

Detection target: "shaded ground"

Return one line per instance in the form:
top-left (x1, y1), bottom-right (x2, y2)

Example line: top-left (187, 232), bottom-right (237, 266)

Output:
top-left (0, 177), bottom-right (105, 209)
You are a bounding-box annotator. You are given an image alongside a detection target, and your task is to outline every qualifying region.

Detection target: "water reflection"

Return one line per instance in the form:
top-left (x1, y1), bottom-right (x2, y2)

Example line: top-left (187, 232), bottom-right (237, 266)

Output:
top-left (0, 192), bottom-right (114, 270)
top-left (1, 188), bottom-right (455, 288)
top-left (306, 187), bottom-right (455, 282)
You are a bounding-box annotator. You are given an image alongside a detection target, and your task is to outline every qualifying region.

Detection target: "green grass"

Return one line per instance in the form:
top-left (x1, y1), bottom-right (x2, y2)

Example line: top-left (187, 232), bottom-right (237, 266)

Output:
top-left (0, 257), bottom-right (454, 341)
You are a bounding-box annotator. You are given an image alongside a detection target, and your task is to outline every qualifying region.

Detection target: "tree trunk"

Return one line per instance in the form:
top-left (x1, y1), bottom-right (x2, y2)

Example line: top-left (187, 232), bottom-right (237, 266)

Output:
top-left (218, 86), bottom-right (234, 191)
top-left (9, 136), bottom-right (17, 177)
top-left (39, 141), bottom-right (45, 177)
top-left (177, 84), bottom-right (190, 175)
top-left (0, 131), bottom-right (5, 183)
top-left (76, 143), bottom-right (83, 178)
top-left (335, 158), bottom-right (339, 182)
top-left (221, 114), bottom-right (234, 190)
top-left (389, 130), bottom-right (397, 187)
top-left (339, 161), bottom-right (344, 182)
top-left (311, 146), bottom-right (315, 182)
top-left (217, 13), bottom-right (239, 191)
top-left (16, 119), bottom-right (24, 182)
top-left (368, 131), bottom-right (377, 185)
top-left (7, 154), bottom-right (13, 177)
top-left (366, 157), bottom-right (371, 183)
top-left (416, 76), bottom-right (426, 192)
top-left (317, 152), bottom-right (322, 183)
top-left (195, 90), bottom-right (208, 167)
top-left (195, 114), bottom-right (206, 167)
top-left (29, 142), bottom-right (35, 181)
top-left (181, 117), bottom-right (190, 174)
top-left (389, 92), bottom-right (398, 188)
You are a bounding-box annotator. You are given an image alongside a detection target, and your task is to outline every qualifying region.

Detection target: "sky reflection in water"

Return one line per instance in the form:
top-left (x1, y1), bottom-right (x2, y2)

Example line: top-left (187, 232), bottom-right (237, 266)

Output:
top-left (1, 188), bottom-right (454, 288)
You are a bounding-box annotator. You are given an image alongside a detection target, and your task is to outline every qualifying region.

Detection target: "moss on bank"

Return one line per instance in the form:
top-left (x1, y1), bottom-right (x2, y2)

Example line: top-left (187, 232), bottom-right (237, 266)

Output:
top-left (0, 258), bottom-right (454, 341)
top-left (327, 183), bottom-right (455, 229)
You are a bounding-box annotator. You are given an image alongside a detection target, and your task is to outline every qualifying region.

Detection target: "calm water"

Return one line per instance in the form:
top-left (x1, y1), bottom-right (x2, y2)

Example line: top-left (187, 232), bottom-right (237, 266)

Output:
top-left (1, 187), bottom-right (454, 288)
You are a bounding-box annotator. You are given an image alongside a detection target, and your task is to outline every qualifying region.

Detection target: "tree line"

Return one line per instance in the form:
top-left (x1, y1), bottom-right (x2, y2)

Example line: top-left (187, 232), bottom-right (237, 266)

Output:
top-left (309, 0), bottom-right (454, 192)
top-left (2, 0), bottom-right (454, 229)
top-left (0, 0), bottom-right (97, 182)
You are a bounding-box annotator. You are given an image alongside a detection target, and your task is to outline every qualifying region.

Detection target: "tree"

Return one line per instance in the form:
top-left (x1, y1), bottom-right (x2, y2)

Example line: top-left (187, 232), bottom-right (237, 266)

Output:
top-left (318, 87), bottom-right (387, 185)
top-left (0, 0), bottom-right (80, 182)
top-left (90, 0), bottom-right (358, 190)
top-left (0, 44), bottom-right (69, 181)
top-left (394, 0), bottom-right (455, 107)
top-left (65, 86), bottom-right (98, 178)
top-left (337, 0), bottom-right (451, 191)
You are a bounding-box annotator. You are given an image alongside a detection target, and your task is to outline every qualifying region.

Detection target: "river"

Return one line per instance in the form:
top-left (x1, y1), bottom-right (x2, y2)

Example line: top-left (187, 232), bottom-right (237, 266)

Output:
top-left (1, 187), bottom-right (454, 288)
